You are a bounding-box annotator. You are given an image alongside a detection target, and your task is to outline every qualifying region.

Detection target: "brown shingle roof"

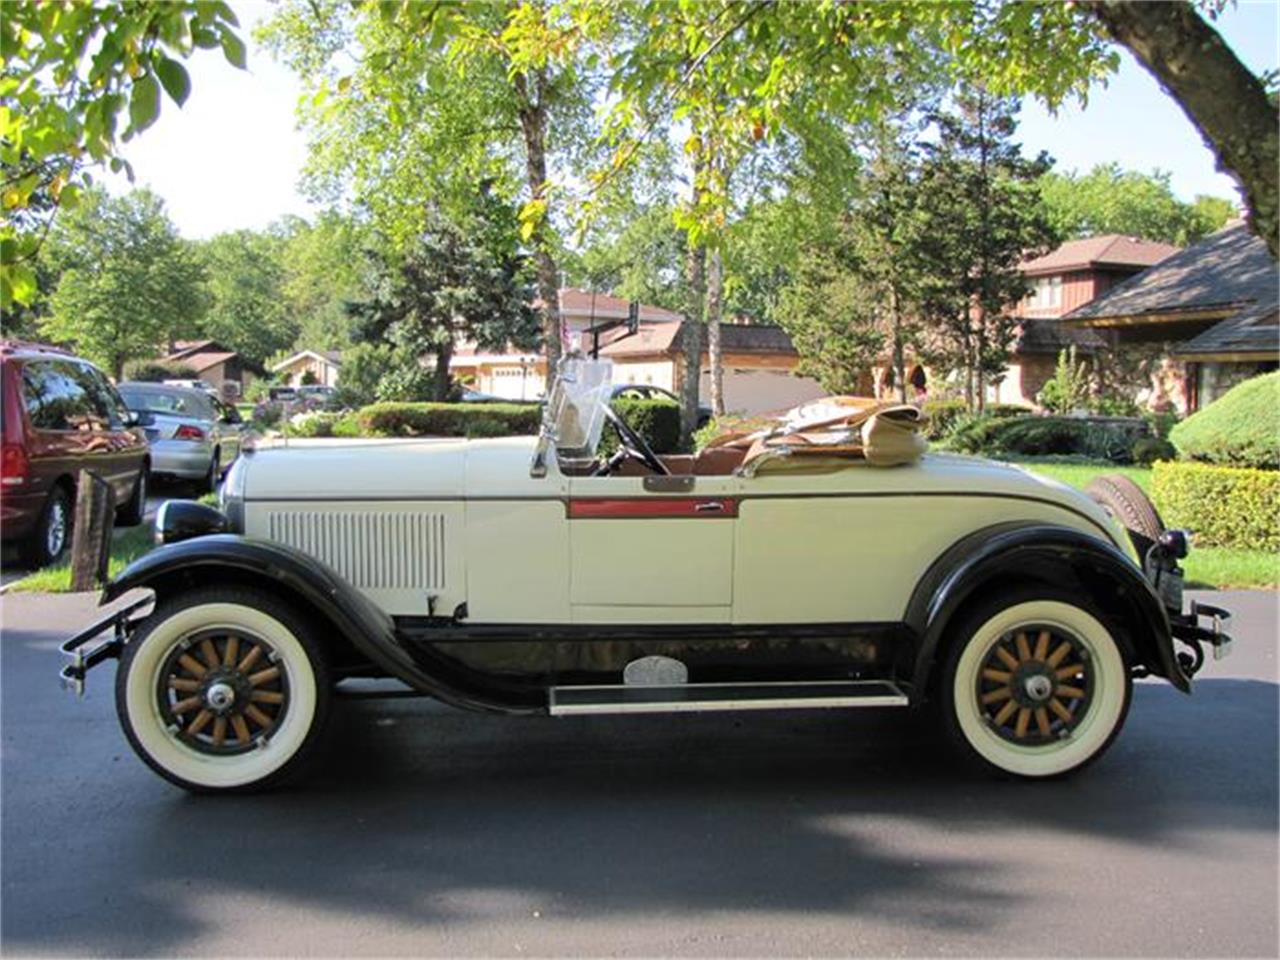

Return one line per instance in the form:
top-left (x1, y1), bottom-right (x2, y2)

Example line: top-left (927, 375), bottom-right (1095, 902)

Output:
top-left (1020, 235), bottom-right (1180, 277)
top-left (1065, 220), bottom-right (1277, 324)
top-left (558, 288), bottom-right (682, 322)
top-left (600, 321), bottom-right (799, 358)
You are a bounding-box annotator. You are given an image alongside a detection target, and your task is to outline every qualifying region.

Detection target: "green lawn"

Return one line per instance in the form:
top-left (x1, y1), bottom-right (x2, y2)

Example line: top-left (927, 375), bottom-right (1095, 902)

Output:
top-left (1010, 458), bottom-right (1277, 589)
top-left (8, 523), bottom-right (156, 594)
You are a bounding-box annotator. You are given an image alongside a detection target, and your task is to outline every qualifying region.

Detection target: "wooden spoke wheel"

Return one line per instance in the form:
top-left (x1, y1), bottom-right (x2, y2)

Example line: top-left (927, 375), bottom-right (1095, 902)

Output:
top-left (940, 593), bottom-right (1132, 780)
top-left (156, 629), bottom-right (291, 756)
top-left (975, 626), bottom-right (1094, 747)
top-left (116, 586), bottom-right (330, 793)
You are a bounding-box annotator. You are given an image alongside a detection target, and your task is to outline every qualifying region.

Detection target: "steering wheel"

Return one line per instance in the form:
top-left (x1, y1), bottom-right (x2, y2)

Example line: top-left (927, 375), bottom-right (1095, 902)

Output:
top-left (600, 405), bottom-right (670, 476)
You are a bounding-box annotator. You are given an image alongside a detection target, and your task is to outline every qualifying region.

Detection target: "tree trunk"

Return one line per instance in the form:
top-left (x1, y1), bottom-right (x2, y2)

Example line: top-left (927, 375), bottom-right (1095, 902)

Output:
top-left (516, 75), bottom-right (563, 388)
top-left (889, 284), bottom-right (905, 403)
top-left (706, 246), bottom-right (725, 417)
top-left (681, 241), bottom-right (707, 449)
top-left (432, 338), bottom-right (454, 401)
top-left (1085, 0), bottom-right (1279, 258)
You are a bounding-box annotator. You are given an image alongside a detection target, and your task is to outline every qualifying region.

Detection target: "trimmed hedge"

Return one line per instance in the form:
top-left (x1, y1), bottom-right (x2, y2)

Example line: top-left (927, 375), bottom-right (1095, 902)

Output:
top-left (600, 397), bottom-right (681, 455)
top-left (358, 401), bottom-right (542, 438)
top-left (1152, 460), bottom-right (1280, 550)
top-left (1170, 371), bottom-right (1279, 469)
top-left (948, 415), bottom-right (1145, 463)
top-left (122, 360), bottom-right (198, 382)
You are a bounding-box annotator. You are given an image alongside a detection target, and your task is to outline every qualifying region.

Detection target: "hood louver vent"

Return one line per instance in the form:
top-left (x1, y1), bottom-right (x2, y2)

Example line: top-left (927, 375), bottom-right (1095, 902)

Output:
top-left (266, 510), bottom-right (447, 591)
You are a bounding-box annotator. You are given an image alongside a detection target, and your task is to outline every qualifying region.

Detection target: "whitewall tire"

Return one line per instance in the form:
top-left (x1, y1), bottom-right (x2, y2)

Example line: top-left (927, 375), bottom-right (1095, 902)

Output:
top-left (115, 587), bottom-right (331, 793)
top-left (940, 593), bottom-right (1131, 779)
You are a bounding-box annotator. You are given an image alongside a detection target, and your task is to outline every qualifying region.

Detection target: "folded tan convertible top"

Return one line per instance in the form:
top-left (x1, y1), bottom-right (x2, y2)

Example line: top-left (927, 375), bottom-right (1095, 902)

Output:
top-left (707, 396), bottom-right (929, 474)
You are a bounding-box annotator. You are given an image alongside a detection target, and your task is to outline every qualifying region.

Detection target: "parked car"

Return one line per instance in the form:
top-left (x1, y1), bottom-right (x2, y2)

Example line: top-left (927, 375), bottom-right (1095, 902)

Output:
top-left (1, 341), bottom-right (149, 566)
top-left (118, 382), bottom-right (245, 493)
top-left (612, 383), bottom-right (712, 428)
top-left (163, 379), bottom-right (219, 397)
top-left (267, 386), bottom-right (299, 403)
top-left (62, 359), bottom-right (1232, 793)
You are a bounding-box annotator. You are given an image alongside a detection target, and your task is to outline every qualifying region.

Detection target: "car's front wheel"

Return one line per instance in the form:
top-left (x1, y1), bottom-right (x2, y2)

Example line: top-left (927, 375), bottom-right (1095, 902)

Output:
top-left (115, 586), bottom-right (331, 793)
top-left (938, 591), bottom-right (1131, 779)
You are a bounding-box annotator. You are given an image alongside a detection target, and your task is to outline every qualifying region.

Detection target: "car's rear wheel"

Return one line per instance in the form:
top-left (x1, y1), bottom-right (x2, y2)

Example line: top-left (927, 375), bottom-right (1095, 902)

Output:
top-left (939, 591), bottom-right (1131, 779)
top-left (1086, 474), bottom-right (1164, 559)
top-left (115, 586), bottom-right (331, 793)
top-left (27, 484), bottom-right (71, 568)
top-left (199, 449), bottom-right (220, 494)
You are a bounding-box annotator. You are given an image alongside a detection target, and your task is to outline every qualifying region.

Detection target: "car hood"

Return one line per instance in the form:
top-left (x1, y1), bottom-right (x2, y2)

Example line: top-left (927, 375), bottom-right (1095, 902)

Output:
top-left (239, 436), bottom-right (550, 500)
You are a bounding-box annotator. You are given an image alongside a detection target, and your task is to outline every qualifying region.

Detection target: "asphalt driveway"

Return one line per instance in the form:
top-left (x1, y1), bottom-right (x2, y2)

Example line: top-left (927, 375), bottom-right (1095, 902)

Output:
top-left (1, 589), bottom-right (1276, 957)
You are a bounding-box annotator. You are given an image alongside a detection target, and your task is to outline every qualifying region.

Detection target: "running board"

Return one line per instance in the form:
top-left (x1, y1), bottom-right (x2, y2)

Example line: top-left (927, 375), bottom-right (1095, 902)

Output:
top-left (549, 680), bottom-right (908, 716)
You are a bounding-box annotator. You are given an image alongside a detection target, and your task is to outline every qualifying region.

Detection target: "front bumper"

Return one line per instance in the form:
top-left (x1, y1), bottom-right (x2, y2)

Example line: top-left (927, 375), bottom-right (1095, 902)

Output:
top-left (59, 596), bottom-right (153, 695)
top-left (1146, 530), bottom-right (1234, 679)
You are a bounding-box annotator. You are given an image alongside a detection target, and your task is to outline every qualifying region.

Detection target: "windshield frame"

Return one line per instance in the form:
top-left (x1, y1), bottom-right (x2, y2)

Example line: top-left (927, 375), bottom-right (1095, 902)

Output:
top-left (530, 357), bottom-right (613, 477)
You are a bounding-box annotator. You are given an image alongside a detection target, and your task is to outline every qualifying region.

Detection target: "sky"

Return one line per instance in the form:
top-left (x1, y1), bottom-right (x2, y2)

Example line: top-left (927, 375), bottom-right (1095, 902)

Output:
top-left (105, 1), bottom-right (1280, 240)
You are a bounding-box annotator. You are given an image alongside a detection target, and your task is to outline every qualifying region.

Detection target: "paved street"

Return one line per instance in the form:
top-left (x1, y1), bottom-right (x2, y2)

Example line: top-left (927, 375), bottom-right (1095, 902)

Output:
top-left (1, 589), bottom-right (1276, 957)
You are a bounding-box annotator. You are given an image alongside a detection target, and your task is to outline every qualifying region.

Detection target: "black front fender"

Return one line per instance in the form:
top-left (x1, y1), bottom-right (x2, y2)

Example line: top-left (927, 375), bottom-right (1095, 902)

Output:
top-left (903, 522), bottom-right (1188, 700)
top-left (103, 534), bottom-right (540, 714)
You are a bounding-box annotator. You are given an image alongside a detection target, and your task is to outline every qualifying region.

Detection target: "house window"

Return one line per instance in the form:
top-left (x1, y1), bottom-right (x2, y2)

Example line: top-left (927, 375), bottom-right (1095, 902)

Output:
top-left (1029, 275), bottom-right (1062, 309)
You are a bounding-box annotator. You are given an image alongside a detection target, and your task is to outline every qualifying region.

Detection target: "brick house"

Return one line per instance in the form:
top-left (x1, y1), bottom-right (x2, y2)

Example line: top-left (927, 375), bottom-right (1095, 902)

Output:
top-left (991, 235), bottom-right (1181, 406)
top-left (1061, 220), bottom-right (1278, 412)
top-left (164, 340), bottom-right (258, 398)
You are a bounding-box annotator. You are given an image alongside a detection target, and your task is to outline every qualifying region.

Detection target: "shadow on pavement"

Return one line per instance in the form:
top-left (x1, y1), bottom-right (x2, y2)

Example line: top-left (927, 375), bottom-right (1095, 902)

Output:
top-left (2, 663), bottom-right (1275, 955)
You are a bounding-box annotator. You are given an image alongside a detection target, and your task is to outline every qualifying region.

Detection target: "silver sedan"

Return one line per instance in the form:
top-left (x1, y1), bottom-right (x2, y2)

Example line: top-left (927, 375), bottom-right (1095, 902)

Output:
top-left (117, 382), bottom-right (246, 492)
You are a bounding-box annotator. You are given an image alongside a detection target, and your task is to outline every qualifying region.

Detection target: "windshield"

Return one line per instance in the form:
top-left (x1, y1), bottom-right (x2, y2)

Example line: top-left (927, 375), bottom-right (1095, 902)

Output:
top-left (118, 386), bottom-right (214, 419)
top-left (530, 357), bottom-right (613, 476)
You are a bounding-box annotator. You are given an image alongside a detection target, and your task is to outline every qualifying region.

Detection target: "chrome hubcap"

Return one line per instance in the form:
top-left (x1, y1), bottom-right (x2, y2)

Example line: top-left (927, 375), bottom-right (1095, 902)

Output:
top-left (47, 501), bottom-right (67, 556)
top-left (206, 681), bottom-right (236, 711)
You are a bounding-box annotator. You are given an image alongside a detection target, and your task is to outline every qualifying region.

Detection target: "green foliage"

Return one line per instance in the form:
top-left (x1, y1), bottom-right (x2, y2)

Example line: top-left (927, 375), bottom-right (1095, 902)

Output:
top-left (285, 411), bottom-right (361, 438)
top-left (36, 188), bottom-right (208, 378)
top-left (195, 230), bottom-right (296, 367)
top-left (775, 245), bottom-right (885, 395)
top-left (950, 415), bottom-right (1142, 464)
top-left (333, 342), bottom-right (395, 408)
top-left (1153, 461), bottom-right (1280, 550)
top-left (346, 191), bottom-right (540, 401)
top-left (600, 398), bottom-right (681, 457)
top-left (913, 89), bottom-right (1059, 408)
top-left (122, 360), bottom-right (198, 382)
top-left (1, 1), bottom-right (243, 307)
top-left (300, 370), bottom-right (319, 386)
top-left (1169, 372), bottom-right (1280, 470)
top-left (357, 402), bottom-right (542, 438)
top-left (1038, 163), bottom-right (1234, 244)
top-left (278, 213), bottom-right (366, 351)
top-left (1132, 436), bottom-right (1176, 465)
top-left (1037, 347), bottom-right (1092, 414)
top-left (244, 379), bottom-right (271, 403)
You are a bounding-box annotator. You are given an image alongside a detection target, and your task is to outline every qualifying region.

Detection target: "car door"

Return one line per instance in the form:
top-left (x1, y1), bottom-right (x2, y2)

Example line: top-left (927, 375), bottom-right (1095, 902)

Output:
top-left (73, 362), bottom-right (143, 502)
top-left (566, 468), bottom-right (740, 623)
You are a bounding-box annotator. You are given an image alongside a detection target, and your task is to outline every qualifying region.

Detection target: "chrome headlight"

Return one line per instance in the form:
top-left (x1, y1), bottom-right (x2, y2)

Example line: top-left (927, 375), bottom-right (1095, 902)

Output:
top-left (218, 455), bottom-right (248, 533)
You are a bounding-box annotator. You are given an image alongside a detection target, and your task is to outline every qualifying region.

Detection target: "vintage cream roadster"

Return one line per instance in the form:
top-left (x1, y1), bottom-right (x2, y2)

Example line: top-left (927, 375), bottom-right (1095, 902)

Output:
top-left (62, 359), bottom-right (1232, 792)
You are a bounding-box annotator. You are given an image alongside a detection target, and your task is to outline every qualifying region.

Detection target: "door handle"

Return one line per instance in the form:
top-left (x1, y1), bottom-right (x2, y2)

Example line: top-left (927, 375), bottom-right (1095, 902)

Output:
top-left (694, 501), bottom-right (725, 513)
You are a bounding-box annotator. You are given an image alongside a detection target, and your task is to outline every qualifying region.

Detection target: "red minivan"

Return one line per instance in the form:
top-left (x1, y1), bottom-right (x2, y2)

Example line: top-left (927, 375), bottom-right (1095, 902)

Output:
top-left (1, 341), bottom-right (150, 567)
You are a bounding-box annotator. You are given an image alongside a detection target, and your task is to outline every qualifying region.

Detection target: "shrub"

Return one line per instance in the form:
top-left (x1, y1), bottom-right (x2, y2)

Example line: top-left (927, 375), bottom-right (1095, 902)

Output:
top-left (122, 360), bottom-right (198, 382)
top-left (244, 379), bottom-right (271, 402)
top-left (922, 398), bottom-right (967, 440)
top-left (1037, 346), bottom-right (1091, 414)
top-left (600, 398), bottom-right (682, 456)
top-left (1153, 460), bottom-right (1280, 550)
top-left (1132, 436), bottom-right (1176, 465)
top-left (358, 401), bottom-right (542, 437)
top-left (1170, 371), bottom-right (1280, 470)
top-left (949, 414), bottom-right (1143, 463)
top-left (252, 401), bottom-right (284, 429)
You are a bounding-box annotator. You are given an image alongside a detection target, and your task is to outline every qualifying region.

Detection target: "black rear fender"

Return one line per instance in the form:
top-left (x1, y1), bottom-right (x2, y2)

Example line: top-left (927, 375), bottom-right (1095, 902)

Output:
top-left (903, 522), bottom-right (1188, 703)
top-left (102, 534), bottom-right (540, 714)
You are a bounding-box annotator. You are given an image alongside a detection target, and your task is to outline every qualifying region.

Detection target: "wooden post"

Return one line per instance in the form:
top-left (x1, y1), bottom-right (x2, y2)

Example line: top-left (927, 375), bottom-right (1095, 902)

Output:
top-left (69, 470), bottom-right (115, 592)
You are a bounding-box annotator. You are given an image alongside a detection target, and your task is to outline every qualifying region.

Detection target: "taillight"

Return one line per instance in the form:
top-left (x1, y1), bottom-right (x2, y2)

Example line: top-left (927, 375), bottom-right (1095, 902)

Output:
top-left (173, 424), bottom-right (206, 441)
top-left (1, 443), bottom-right (28, 486)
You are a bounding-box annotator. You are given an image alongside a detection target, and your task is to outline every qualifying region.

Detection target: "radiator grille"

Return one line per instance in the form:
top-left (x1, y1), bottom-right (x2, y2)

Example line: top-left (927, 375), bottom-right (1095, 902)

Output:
top-left (266, 510), bottom-right (447, 591)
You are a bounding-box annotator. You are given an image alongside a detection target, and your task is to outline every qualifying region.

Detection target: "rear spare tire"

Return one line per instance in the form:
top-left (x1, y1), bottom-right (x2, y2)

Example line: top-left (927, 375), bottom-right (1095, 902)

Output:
top-left (1086, 474), bottom-right (1164, 560)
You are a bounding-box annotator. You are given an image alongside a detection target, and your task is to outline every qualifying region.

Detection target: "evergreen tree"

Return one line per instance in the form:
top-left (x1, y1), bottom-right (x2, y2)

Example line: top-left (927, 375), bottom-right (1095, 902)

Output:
top-left (915, 89), bottom-right (1059, 411)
